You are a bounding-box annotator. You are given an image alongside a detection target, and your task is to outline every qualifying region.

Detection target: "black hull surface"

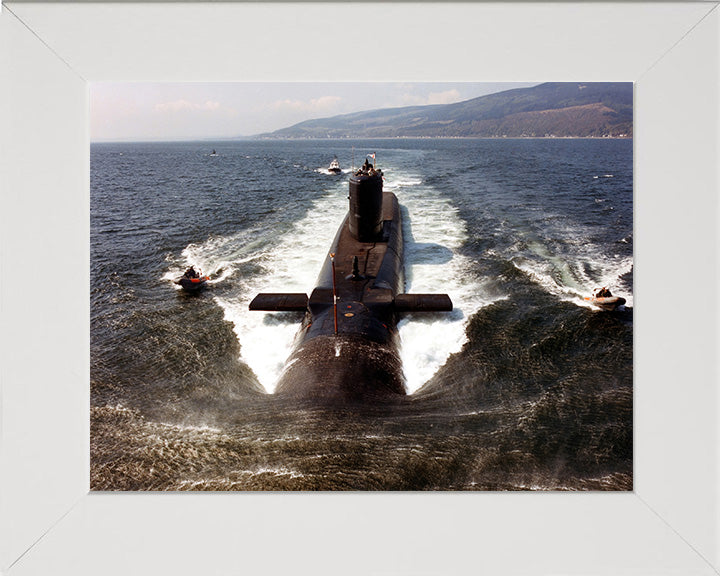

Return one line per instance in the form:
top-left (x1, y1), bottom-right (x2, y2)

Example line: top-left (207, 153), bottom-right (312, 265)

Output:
top-left (276, 192), bottom-right (405, 400)
top-left (250, 169), bottom-right (451, 402)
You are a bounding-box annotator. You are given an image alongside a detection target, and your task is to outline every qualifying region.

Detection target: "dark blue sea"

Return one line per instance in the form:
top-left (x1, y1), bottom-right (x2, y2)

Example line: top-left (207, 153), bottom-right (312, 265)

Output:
top-left (91, 138), bottom-right (633, 490)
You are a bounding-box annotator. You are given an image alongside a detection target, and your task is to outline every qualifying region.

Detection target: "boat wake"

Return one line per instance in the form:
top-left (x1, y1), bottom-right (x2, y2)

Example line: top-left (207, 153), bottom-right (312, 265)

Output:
top-left (161, 227), bottom-right (272, 289)
top-left (509, 231), bottom-right (633, 308)
top-left (214, 190), bottom-right (347, 392)
top-left (164, 166), bottom-right (496, 394)
top-left (391, 170), bottom-right (501, 393)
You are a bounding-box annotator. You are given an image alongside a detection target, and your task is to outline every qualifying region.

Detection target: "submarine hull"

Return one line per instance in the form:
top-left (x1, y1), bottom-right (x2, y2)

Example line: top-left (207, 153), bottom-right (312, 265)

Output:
top-left (277, 188), bottom-right (405, 400)
top-left (275, 334), bottom-right (405, 401)
top-left (250, 168), bottom-right (452, 402)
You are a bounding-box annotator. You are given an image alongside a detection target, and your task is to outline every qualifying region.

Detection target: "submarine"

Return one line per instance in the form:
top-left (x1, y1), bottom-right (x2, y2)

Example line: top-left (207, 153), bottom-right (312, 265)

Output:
top-left (249, 158), bottom-right (453, 401)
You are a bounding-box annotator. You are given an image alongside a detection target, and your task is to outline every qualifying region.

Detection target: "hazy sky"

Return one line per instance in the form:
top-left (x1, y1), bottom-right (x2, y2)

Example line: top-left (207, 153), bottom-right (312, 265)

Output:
top-left (91, 82), bottom-right (539, 142)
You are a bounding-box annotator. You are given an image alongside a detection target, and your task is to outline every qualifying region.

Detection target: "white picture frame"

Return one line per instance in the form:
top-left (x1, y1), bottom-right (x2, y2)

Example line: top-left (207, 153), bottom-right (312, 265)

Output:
top-left (1, 2), bottom-right (718, 574)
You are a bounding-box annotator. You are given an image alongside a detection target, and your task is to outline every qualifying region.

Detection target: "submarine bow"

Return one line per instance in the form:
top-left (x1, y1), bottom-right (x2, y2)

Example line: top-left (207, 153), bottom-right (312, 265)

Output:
top-left (250, 162), bottom-right (452, 401)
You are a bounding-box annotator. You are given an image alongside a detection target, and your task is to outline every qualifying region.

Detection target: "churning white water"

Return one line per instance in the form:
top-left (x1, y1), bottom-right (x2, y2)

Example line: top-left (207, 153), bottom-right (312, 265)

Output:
top-left (386, 170), bottom-right (499, 392)
top-left (212, 188), bottom-right (347, 392)
top-left (171, 168), bottom-right (492, 394)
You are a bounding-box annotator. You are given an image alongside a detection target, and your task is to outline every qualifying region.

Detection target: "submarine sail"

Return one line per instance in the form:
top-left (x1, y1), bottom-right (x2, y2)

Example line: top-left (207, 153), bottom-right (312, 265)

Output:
top-left (250, 159), bottom-right (452, 401)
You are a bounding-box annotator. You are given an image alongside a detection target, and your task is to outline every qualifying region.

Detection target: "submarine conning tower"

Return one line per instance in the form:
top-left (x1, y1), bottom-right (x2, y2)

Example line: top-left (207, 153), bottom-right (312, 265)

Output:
top-left (348, 167), bottom-right (384, 242)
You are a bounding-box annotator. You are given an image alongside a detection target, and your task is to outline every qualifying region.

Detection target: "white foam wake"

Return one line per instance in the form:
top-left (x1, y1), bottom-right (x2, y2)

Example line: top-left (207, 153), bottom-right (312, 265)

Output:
top-left (510, 232), bottom-right (634, 308)
top-left (213, 191), bottom-right (347, 392)
top-left (393, 174), bottom-right (500, 393)
top-left (162, 227), bottom-right (271, 289)
top-left (166, 171), bottom-right (493, 394)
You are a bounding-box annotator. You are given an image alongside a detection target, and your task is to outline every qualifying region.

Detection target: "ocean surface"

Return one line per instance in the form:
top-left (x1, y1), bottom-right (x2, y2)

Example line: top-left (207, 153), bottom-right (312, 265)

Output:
top-left (91, 138), bottom-right (633, 491)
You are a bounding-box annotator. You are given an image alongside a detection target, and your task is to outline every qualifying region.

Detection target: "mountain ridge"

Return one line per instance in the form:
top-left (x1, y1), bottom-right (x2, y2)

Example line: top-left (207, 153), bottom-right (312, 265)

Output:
top-left (256, 82), bottom-right (633, 139)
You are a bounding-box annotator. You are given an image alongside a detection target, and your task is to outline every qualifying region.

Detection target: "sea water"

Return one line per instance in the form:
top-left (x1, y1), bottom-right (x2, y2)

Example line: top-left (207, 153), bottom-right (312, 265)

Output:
top-left (91, 138), bottom-right (632, 490)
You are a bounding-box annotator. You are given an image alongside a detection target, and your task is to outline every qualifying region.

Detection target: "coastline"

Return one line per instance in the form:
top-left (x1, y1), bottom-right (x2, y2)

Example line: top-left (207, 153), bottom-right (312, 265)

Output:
top-left (91, 135), bottom-right (633, 144)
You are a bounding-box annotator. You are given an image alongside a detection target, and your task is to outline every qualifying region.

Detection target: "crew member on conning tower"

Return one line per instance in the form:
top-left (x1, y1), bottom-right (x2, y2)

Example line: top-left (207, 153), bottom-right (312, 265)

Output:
top-left (356, 157), bottom-right (381, 177)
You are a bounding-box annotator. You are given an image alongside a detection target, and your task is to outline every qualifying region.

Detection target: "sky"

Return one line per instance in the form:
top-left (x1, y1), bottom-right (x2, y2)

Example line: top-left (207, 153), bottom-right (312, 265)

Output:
top-left (90, 82), bottom-right (539, 142)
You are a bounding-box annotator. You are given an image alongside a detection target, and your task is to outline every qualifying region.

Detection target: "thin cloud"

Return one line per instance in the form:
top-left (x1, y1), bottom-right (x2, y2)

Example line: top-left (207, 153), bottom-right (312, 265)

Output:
top-left (268, 96), bottom-right (342, 113)
top-left (154, 100), bottom-right (225, 113)
top-left (427, 90), bottom-right (462, 105)
top-left (400, 89), bottom-right (463, 106)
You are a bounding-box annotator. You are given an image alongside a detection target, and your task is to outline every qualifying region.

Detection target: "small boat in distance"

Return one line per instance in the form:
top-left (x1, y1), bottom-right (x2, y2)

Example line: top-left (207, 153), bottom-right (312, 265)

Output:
top-left (585, 287), bottom-right (626, 311)
top-left (328, 157), bottom-right (342, 174)
top-left (177, 266), bottom-right (210, 292)
top-left (209, 149), bottom-right (218, 157)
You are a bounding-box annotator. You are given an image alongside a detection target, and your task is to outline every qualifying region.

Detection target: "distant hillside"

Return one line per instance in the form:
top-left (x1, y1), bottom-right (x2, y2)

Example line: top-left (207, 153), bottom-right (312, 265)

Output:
top-left (258, 82), bottom-right (633, 139)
